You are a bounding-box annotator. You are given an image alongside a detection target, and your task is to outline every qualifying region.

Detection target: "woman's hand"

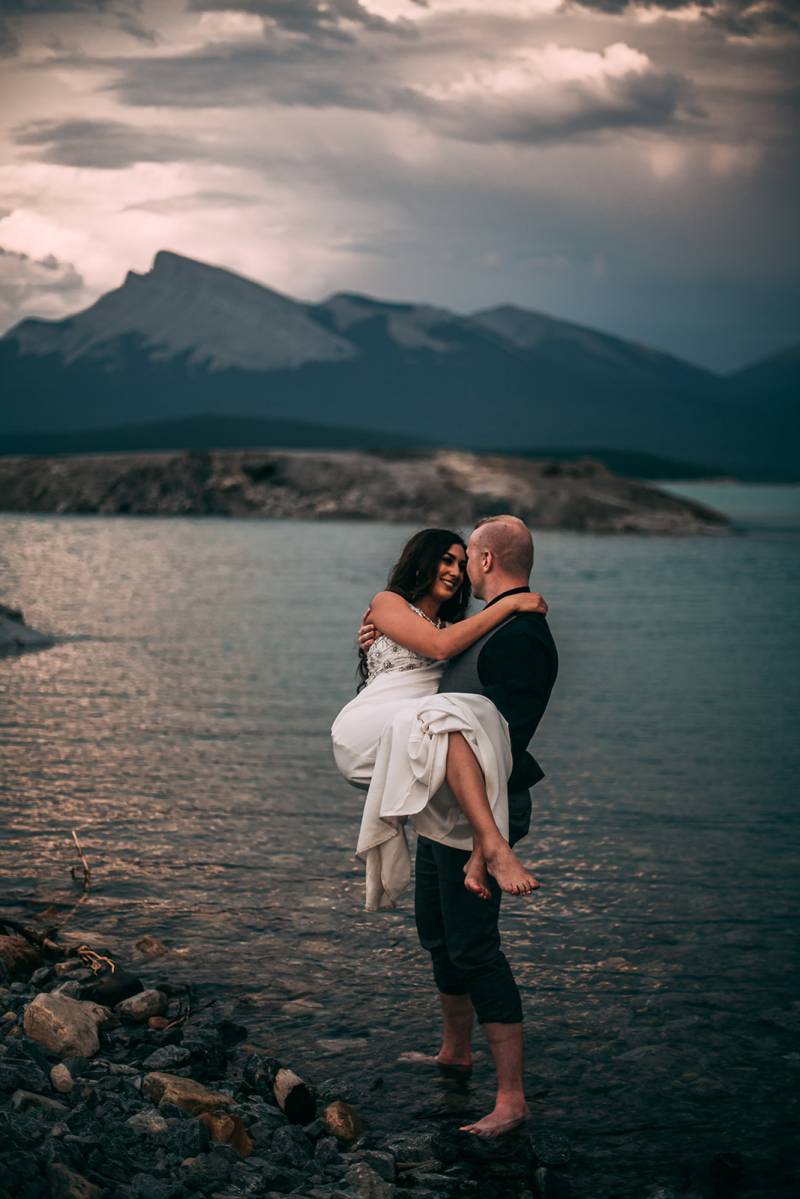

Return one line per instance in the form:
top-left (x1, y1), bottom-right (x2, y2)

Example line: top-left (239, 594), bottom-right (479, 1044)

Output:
top-left (512, 591), bottom-right (548, 616)
top-left (357, 607), bottom-right (378, 652)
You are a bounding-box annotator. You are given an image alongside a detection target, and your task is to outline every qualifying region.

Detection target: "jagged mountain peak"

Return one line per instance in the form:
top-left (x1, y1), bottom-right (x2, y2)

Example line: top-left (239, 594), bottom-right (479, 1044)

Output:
top-left (5, 250), bottom-right (356, 372)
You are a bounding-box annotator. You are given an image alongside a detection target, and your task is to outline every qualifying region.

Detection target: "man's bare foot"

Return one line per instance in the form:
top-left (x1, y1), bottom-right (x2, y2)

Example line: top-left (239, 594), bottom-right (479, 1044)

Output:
top-left (460, 1100), bottom-right (530, 1137)
top-left (463, 850), bottom-right (491, 900)
top-left (397, 1050), bottom-right (474, 1073)
top-left (484, 842), bottom-right (540, 895)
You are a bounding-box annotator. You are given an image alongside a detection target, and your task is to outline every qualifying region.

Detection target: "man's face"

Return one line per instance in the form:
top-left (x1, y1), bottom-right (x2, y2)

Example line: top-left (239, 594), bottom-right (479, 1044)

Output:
top-left (466, 531), bottom-right (486, 599)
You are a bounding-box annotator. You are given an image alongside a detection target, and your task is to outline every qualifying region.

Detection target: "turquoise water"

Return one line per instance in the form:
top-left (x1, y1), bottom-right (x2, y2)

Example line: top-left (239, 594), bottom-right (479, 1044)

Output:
top-left (1, 490), bottom-right (798, 1195)
top-left (658, 480), bottom-right (800, 528)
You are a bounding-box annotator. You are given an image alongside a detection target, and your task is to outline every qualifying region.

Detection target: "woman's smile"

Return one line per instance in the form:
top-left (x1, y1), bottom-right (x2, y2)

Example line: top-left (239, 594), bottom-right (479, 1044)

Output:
top-left (432, 544), bottom-right (467, 601)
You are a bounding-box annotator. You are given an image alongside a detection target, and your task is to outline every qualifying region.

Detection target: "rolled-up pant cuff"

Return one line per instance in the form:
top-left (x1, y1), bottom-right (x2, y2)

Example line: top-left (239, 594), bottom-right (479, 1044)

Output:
top-left (416, 835), bottom-right (524, 1025)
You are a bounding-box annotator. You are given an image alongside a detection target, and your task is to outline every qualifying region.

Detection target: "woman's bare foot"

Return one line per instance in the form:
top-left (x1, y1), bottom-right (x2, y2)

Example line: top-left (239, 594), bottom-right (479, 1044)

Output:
top-left (463, 849), bottom-right (491, 900)
top-left (484, 842), bottom-right (540, 895)
top-left (460, 1099), bottom-right (530, 1137)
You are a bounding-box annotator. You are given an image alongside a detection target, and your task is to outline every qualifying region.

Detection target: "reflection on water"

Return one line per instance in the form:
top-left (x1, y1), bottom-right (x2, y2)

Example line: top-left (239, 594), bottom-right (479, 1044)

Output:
top-left (1, 510), bottom-right (799, 1196)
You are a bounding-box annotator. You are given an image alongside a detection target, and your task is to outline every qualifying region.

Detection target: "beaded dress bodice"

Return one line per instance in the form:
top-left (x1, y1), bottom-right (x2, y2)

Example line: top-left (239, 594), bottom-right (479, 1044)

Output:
top-left (365, 603), bottom-right (443, 685)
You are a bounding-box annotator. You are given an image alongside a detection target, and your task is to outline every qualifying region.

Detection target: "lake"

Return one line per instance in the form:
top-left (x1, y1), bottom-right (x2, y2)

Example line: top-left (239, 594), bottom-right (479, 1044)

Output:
top-left (1, 484), bottom-right (798, 1197)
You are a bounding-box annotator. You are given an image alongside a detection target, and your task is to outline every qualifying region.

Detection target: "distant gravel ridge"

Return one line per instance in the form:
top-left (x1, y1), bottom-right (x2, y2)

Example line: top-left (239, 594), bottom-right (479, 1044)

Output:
top-left (0, 449), bottom-right (729, 534)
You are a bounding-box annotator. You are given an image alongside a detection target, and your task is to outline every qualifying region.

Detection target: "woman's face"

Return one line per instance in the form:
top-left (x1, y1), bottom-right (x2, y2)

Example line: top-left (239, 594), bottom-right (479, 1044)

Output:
top-left (429, 542), bottom-right (467, 606)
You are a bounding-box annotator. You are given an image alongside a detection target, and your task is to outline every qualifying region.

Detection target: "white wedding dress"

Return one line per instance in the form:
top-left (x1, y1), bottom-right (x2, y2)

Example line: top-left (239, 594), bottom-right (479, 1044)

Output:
top-left (331, 603), bottom-right (513, 910)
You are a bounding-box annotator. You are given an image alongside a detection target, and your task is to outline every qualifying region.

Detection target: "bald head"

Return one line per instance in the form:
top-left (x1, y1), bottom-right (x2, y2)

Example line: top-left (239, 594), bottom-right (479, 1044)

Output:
top-left (467, 515), bottom-right (534, 600)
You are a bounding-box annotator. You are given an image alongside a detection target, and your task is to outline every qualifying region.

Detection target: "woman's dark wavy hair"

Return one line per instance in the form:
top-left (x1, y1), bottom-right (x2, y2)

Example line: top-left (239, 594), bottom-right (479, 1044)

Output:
top-left (357, 528), bottom-right (470, 689)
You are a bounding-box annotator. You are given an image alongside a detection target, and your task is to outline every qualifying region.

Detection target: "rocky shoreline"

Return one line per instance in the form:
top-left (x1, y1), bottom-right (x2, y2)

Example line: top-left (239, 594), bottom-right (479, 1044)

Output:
top-left (0, 449), bottom-right (729, 534)
top-left (0, 925), bottom-right (574, 1199)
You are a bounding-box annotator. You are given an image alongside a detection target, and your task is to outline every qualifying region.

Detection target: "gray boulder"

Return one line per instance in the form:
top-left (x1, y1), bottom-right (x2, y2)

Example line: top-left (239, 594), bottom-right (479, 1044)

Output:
top-left (23, 992), bottom-right (109, 1058)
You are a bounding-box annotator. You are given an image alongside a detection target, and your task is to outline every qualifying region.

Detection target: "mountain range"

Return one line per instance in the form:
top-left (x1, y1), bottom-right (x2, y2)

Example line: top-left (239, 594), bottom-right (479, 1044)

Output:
top-left (1, 250), bottom-right (796, 480)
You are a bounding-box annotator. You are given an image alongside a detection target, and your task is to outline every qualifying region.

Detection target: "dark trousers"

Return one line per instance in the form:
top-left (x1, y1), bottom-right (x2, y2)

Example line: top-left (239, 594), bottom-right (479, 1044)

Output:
top-left (414, 835), bottom-right (523, 1025)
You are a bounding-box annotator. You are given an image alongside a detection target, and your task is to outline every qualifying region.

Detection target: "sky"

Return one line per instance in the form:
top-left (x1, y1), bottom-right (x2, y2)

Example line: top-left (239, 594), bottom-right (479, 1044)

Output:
top-left (0, 0), bottom-right (797, 373)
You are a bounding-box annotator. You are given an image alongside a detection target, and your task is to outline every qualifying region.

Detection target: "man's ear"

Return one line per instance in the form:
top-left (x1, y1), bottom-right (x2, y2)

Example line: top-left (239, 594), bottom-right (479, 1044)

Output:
top-left (482, 549), bottom-right (494, 573)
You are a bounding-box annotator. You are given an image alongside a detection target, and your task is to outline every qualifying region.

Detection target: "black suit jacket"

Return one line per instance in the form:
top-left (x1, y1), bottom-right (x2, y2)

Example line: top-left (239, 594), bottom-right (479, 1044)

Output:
top-left (476, 608), bottom-right (559, 792)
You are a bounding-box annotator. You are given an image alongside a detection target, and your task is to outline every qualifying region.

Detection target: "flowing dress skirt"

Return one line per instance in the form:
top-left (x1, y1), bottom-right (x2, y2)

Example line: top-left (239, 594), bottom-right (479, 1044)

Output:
top-left (332, 665), bottom-right (512, 910)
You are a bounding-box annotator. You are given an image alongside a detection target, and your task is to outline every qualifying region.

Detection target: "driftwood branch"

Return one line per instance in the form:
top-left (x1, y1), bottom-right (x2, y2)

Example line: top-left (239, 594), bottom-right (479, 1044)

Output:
top-left (69, 829), bottom-right (91, 897)
top-left (48, 828), bottom-right (93, 934)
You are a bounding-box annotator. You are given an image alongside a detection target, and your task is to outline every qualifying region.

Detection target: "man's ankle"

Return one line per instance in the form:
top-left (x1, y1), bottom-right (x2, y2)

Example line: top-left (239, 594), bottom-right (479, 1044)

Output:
top-left (440, 1044), bottom-right (471, 1061)
top-left (495, 1091), bottom-right (528, 1112)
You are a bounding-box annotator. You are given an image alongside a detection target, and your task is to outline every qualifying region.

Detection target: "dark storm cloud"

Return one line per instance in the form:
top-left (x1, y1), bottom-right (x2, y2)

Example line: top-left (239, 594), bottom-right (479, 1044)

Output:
top-left (187, 0), bottom-right (414, 41)
top-left (13, 118), bottom-right (203, 169)
top-left (429, 66), bottom-right (698, 145)
top-left (0, 0), bottom-right (156, 48)
top-left (77, 33), bottom-right (421, 111)
top-left (569, 0), bottom-right (800, 37)
top-left (0, 20), bottom-right (22, 56)
top-left (90, 33), bottom-right (697, 144)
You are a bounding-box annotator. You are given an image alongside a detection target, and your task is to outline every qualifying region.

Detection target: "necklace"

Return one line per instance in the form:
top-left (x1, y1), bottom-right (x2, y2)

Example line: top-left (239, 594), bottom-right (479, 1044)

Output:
top-left (410, 602), bottom-right (442, 629)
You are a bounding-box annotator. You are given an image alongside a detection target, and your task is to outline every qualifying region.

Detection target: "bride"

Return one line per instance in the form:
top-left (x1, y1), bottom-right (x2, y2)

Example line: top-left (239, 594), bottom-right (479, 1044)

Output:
top-left (331, 527), bottom-right (547, 910)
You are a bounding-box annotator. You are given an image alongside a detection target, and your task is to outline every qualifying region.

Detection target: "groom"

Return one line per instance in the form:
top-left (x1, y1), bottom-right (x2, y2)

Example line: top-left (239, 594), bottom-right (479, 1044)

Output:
top-left (359, 515), bottom-right (558, 1137)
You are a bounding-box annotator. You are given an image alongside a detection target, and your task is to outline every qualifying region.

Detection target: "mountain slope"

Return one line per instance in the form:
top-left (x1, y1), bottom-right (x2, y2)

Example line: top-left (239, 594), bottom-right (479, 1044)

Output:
top-left (0, 250), bottom-right (795, 479)
top-left (9, 250), bottom-right (355, 372)
top-left (728, 342), bottom-right (800, 403)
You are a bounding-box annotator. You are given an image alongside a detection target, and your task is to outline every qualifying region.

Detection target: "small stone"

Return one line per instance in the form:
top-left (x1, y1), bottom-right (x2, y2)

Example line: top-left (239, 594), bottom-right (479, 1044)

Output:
top-left (0, 1050), bottom-right (47, 1093)
top-left (351, 1151), bottom-right (396, 1183)
top-left (142, 1070), bottom-right (233, 1115)
top-left (31, 966), bottom-right (54, 988)
top-left (126, 1109), bottom-right (170, 1135)
top-left (52, 979), bottom-right (83, 999)
top-left (115, 988), bottom-right (167, 1021)
top-left (128, 1174), bottom-right (179, 1199)
top-left (53, 960), bottom-right (82, 975)
top-left (199, 1110), bottom-right (254, 1156)
top-left (242, 1051), bottom-right (280, 1094)
top-left (47, 1163), bottom-right (103, 1199)
top-left (142, 1044), bottom-right (191, 1071)
top-left (323, 1098), bottom-right (366, 1143)
top-left (181, 1152), bottom-right (231, 1189)
top-left (248, 1113), bottom-right (288, 1152)
top-left (383, 1132), bottom-right (438, 1165)
top-left (50, 1063), bottom-right (74, 1094)
top-left (0, 934), bottom-right (42, 979)
top-left (304, 1116), bottom-right (328, 1140)
top-left (81, 968), bottom-right (143, 1007)
top-left (314, 1136), bottom-right (342, 1168)
top-left (346, 1161), bottom-right (396, 1199)
top-left (180, 1025), bottom-right (228, 1080)
top-left (148, 1015), bottom-right (170, 1030)
top-left (272, 1124), bottom-right (312, 1167)
top-left (163, 1115), bottom-right (210, 1158)
top-left (11, 1088), bottom-right (69, 1114)
top-left (134, 934), bottom-right (169, 957)
top-left (23, 992), bottom-right (108, 1058)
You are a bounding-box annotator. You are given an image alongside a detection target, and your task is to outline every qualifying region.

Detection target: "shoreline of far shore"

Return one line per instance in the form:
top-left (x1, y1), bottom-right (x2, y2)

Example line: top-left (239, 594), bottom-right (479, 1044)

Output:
top-left (0, 447), bottom-right (730, 536)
